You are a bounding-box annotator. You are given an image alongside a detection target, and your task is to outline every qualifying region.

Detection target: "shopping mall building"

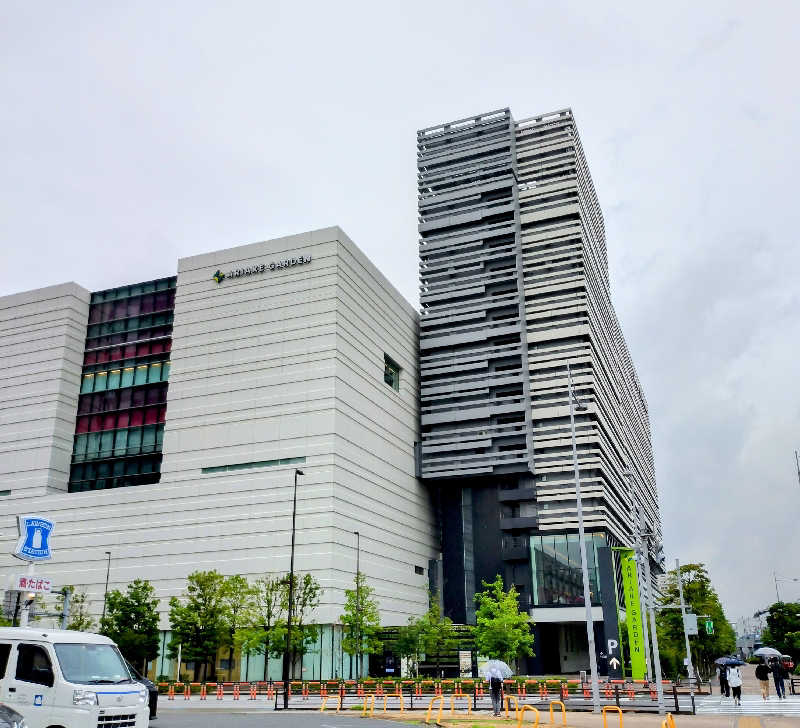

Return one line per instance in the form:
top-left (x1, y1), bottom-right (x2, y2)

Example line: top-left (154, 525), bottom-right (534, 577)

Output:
top-left (0, 107), bottom-right (663, 680)
top-left (0, 227), bottom-right (438, 680)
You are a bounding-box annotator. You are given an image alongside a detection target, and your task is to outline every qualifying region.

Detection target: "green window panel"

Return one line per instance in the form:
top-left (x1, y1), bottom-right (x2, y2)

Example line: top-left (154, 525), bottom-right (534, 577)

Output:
top-left (134, 365), bottom-right (149, 385)
top-left (107, 369), bottom-right (121, 389)
top-left (121, 367), bottom-right (135, 387)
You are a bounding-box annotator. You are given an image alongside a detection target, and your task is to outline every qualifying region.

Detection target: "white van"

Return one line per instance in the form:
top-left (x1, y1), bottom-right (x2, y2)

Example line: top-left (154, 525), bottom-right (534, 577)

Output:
top-left (0, 627), bottom-right (149, 728)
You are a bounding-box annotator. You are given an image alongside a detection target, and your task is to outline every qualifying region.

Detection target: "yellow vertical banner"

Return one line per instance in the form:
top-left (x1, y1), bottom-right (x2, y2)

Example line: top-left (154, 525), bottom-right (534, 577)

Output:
top-left (617, 547), bottom-right (646, 680)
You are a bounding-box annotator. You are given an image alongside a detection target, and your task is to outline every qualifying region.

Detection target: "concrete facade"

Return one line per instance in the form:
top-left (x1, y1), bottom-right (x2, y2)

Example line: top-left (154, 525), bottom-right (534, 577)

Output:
top-left (0, 283), bottom-right (90, 497)
top-left (417, 108), bottom-right (662, 673)
top-left (0, 227), bottom-right (437, 679)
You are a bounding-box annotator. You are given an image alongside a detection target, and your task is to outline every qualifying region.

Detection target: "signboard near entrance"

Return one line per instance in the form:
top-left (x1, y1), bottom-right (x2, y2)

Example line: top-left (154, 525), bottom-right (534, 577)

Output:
top-left (618, 547), bottom-right (646, 680)
top-left (597, 546), bottom-right (623, 679)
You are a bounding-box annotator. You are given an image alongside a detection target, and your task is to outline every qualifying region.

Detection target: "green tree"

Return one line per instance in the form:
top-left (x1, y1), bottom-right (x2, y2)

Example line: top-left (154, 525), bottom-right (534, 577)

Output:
top-left (340, 571), bottom-right (382, 677)
top-left (762, 602), bottom-right (800, 662)
top-left (395, 617), bottom-right (424, 677)
top-left (53, 586), bottom-right (96, 632)
top-left (235, 574), bottom-right (286, 681)
top-left (219, 575), bottom-right (256, 680)
top-left (655, 563), bottom-right (736, 679)
top-left (100, 579), bottom-right (160, 673)
top-left (282, 572), bottom-right (322, 678)
top-left (419, 598), bottom-right (458, 678)
top-left (168, 570), bottom-right (226, 681)
top-left (473, 575), bottom-right (534, 666)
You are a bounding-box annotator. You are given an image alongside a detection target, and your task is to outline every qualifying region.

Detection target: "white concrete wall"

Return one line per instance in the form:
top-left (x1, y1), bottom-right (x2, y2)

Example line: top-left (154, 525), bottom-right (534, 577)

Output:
top-left (0, 283), bottom-right (89, 497)
top-left (0, 228), bottom-right (437, 634)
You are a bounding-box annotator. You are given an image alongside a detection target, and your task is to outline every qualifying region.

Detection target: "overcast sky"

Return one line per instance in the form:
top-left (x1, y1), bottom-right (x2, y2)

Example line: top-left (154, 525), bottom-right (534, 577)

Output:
top-left (2, 1), bottom-right (798, 629)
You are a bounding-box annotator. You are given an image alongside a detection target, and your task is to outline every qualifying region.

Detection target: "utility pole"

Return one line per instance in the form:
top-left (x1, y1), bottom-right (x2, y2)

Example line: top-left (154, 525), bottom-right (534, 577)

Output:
top-left (101, 550), bottom-right (112, 623)
top-left (676, 559), bottom-right (695, 699)
top-left (282, 468), bottom-right (304, 708)
top-left (795, 451), bottom-right (800, 489)
top-left (567, 363), bottom-right (600, 713)
top-left (774, 571), bottom-right (781, 602)
top-left (354, 530), bottom-right (361, 679)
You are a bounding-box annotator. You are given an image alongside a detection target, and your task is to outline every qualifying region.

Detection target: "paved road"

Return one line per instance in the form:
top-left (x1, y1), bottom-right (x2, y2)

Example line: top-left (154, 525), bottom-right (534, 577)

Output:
top-left (154, 712), bottom-right (415, 728)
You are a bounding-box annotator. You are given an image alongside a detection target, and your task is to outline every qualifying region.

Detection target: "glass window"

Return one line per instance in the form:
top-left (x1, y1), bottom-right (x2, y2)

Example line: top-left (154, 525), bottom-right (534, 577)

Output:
top-left (94, 372), bottom-right (108, 392)
top-left (134, 365), bottom-right (148, 386)
top-left (162, 362), bottom-right (171, 380)
top-left (73, 434), bottom-right (88, 459)
top-left (384, 354), bottom-right (401, 391)
top-left (15, 644), bottom-right (54, 687)
top-left (86, 433), bottom-right (100, 459)
top-left (100, 431), bottom-right (114, 457)
top-left (107, 369), bottom-right (121, 389)
top-left (566, 533), bottom-right (581, 567)
top-left (114, 430), bottom-right (128, 456)
top-left (554, 534), bottom-right (569, 566)
top-left (127, 428), bottom-right (142, 454)
top-left (121, 367), bottom-right (135, 387)
top-left (148, 363), bottom-right (161, 383)
top-left (54, 643), bottom-right (129, 685)
top-left (142, 425), bottom-right (156, 452)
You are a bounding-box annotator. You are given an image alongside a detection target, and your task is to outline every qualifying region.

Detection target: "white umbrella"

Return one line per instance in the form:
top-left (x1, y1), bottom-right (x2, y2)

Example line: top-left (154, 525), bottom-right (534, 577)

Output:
top-left (753, 647), bottom-right (782, 658)
top-left (482, 659), bottom-right (513, 679)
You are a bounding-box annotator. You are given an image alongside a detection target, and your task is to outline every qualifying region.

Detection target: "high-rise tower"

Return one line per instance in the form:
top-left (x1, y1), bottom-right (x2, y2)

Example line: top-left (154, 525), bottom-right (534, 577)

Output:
top-left (418, 108), bottom-right (661, 673)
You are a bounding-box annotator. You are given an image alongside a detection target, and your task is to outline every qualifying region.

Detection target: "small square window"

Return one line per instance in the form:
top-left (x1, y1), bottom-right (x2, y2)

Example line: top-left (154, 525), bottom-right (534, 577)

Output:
top-left (415, 565), bottom-right (424, 575)
top-left (384, 354), bottom-right (401, 391)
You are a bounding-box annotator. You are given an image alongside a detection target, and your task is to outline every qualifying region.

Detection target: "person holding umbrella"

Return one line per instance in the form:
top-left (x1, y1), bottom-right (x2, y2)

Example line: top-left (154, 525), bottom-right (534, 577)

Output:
top-left (482, 659), bottom-right (512, 717)
top-left (755, 660), bottom-right (771, 700)
top-left (771, 657), bottom-right (787, 699)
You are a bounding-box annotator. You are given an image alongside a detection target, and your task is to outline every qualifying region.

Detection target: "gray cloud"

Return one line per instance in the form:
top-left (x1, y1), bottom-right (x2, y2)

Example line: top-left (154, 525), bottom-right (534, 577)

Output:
top-left (2, 0), bottom-right (798, 627)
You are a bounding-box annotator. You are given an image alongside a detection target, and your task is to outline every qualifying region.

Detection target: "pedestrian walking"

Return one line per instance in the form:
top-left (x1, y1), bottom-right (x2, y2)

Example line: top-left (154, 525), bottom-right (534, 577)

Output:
top-left (481, 659), bottom-right (512, 717)
top-left (727, 665), bottom-right (743, 706)
top-left (755, 661), bottom-right (770, 700)
top-left (770, 657), bottom-right (787, 699)
top-left (718, 664), bottom-right (730, 697)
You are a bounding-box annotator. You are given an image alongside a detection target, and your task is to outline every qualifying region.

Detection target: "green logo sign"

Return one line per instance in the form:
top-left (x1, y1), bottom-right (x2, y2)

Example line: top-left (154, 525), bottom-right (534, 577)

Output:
top-left (617, 547), bottom-right (646, 680)
top-left (212, 270), bottom-right (226, 284)
top-left (705, 620), bottom-right (714, 635)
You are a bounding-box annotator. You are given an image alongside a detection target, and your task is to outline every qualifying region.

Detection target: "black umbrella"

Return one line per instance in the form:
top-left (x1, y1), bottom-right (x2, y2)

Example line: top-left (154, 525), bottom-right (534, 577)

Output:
top-left (714, 657), bottom-right (745, 666)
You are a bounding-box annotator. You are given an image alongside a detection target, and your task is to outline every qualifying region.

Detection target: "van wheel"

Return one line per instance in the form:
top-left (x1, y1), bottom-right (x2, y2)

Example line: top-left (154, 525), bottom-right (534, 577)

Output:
top-left (46, 725), bottom-right (68, 728)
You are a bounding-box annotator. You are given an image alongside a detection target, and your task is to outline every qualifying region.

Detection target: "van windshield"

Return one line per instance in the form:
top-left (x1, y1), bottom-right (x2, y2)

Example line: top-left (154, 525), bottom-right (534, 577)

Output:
top-left (54, 643), bottom-right (132, 684)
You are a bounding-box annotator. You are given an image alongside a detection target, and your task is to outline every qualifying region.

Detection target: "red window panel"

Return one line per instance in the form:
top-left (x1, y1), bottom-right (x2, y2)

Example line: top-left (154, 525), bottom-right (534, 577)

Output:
top-left (117, 411), bottom-right (130, 429)
top-left (84, 351), bottom-right (97, 365)
top-left (132, 388), bottom-right (146, 407)
top-left (151, 340), bottom-right (164, 354)
top-left (144, 407), bottom-right (159, 425)
top-left (164, 340), bottom-right (172, 352)
top-left (118, 389), bottom-right (132, 409)
top-left (129, 409), bottom-right (145, 427)
top-left (89, 415), bottom-right (104, 433)
top-left (112, 300), bottom-right (127, 319)
top-left (103, 413), bottom-right (116, 430)
top-left (127, 297), bottom-right (141, 316)
top-left (77, 397), bottom-right (91, 415)
top-left (124, 344), bottom-right (137, 358)
top-left (158, 406), bottom-right (167, 423)
top-left (136, 342), bottom-right (150, 356)
top-left (88, 307), bottom-right (102, 324)
top-left (76, 417), bottom-right (89, 434)
top-left (140, 295), bottom-right (154, 314)
top-left (97, 349), bottom-right (110, 364)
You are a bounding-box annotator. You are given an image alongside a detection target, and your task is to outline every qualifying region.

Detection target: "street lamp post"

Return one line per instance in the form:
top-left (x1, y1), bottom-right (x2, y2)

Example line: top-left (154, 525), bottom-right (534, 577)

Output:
top-left (283, 468), bottom-right (304, 709)
top-left (101, 551), bottom-right (112, 624)
top-left (354, 531), bottom-right (360, 679)
top-left (567, 363), bottom-right (600, 713)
